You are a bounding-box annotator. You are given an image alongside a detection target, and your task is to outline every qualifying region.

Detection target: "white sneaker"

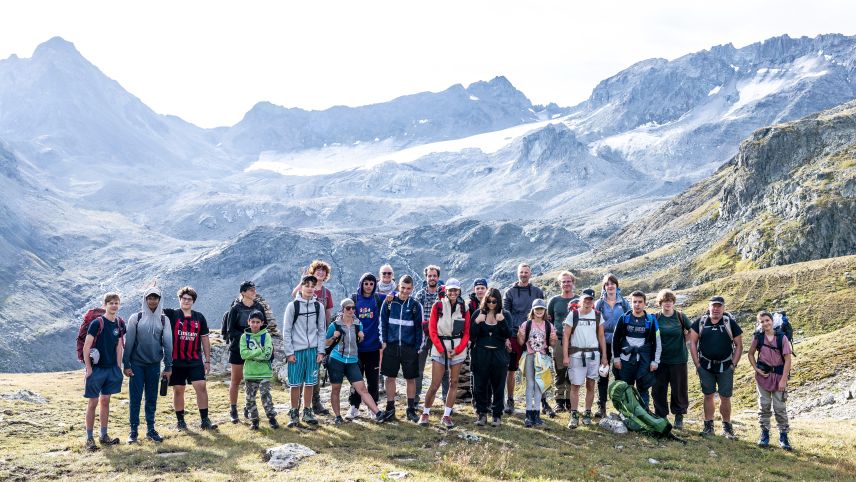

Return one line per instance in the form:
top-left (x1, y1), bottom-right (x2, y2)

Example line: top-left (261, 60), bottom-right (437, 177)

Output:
top-left (344, 406), bottom-right (360, 420)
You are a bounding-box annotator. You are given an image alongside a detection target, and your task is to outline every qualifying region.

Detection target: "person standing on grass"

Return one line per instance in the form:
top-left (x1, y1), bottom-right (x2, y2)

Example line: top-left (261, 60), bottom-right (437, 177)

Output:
top-left (223, 281), bottom-right (267, 423)
top-left (240, 310), bottom-right (279, 430)
top-left (747, 311), bottom-right (793, 450)
top-left (651, 289), bottom-right (692, 430)
top-left (414, 265), bottom-right (448, 404)
top-left (379, 275), bottom-right (424, 423)
top-left (162, 286), bottom-right (216, 431)
top-left (326, 298), bottom-right (386, 425)
top-left (283, 275), bottom-right (326, 428)
top-left (612, 290), bottom-right (661, 410)
top-left (594, 273), bottom-right (631, 418)
top-left (470, 288), bottom-right (512, 427)
top-left (518, 299), bottom-right (557, 428)
top-left (689, 295), bottom-right (743, 439)
top-left (503, 263), bottom-right (545, 415)
top-left (548, 271), bottom-right (579, 413)
top-left (344, 272), bottom-right (384, 420)
top-left (82, 292), bottom-right (126, 451)
top-left (562, 289), bottom-right (607, 429)
top-left (123, 286), bottom-right (173, 444)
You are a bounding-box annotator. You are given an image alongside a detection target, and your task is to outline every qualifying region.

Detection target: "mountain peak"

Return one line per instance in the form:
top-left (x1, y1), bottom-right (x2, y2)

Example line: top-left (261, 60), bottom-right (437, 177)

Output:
top-left (33, 36), bottom-right (82, 58)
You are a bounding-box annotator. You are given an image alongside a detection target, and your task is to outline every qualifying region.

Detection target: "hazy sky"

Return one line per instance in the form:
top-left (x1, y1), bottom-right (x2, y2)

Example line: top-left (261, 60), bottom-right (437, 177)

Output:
top-left (2, 0), bottom-right (854, 128)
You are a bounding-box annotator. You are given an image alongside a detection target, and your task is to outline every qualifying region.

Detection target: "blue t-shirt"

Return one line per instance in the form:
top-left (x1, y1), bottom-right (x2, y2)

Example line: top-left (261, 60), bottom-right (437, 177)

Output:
top-left (88, 316), bottom-right (123, 368)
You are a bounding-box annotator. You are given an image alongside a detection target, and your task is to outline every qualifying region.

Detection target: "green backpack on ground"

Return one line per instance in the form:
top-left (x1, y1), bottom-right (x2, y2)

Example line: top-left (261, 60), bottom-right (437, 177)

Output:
top-left (608, 380), bottom-right (673, 438)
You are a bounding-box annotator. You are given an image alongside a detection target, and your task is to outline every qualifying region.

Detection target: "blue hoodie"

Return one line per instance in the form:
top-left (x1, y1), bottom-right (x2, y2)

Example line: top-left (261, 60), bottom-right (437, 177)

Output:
top-left (353, 273), bottom-right (383, 352)
top-left (381, 294), bottom-right (424, 349)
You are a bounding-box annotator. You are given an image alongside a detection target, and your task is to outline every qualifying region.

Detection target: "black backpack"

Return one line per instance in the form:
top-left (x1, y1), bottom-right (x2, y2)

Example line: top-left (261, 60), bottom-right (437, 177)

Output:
top-left (292, 299), bottom-right (321, 325)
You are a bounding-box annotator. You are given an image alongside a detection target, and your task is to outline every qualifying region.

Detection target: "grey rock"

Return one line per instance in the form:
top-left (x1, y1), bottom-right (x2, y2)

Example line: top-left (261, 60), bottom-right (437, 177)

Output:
top-left (0, 390), bottom-right (47, 404)
top-left (599, 417), bottom-right (629, 434)
top-left (264, 443), bottom-right (317, 471)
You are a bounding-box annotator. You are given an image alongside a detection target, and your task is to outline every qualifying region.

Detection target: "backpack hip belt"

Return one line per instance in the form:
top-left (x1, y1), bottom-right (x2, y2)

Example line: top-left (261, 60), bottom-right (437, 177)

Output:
top-left (570, 347), bottom-right (599, 366)
top-left (698, 353), bottom-right (732, 373)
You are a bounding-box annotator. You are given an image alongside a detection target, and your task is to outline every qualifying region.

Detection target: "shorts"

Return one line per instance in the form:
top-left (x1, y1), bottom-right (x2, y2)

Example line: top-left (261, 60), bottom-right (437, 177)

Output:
top-left (381, 344), bottom-right (420, 379)
top-left (287, 348), bottom-right (319, 387)
top-left (169, 364), bottom-right (206, 386)
top-left (508, 337), bottom-right (524, 372)
top-left (569, 353), bottom-right (600, 385)
top-left (229, 350), bottom-right (244, 365)
top-left (327, 357), bottom-right (364, 385)
top-left (84, 365), bottom-right (123, 398)
top-left (698, 365), bottom-right (734, 397)
top-left (431, 355), bottom-right (465, 366)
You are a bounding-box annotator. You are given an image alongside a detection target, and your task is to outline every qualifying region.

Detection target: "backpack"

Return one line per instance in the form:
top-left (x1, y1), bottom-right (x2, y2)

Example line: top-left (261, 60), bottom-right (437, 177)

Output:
top-left (523, 318), bottom-right (552, 356)
top-left (569, 309), bottom-right (602, 336)
top-left (773, 312), bottom-right (795, 355)
top-left (609, 380), bottom-right (681, 441)
top-left (79, 315), bottom-right (127, 363)
top-left (292, 299), bottom-right (321, 325)
top-left (76, 308), bottom-right (105, 362)
top-left (697, 312), bottom-right (737, 371)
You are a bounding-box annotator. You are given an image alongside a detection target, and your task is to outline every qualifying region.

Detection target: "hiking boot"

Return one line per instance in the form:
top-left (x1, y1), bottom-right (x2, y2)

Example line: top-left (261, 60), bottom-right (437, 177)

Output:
top-left (302, 408), bottom-right (319, 425)
top-left (567, 411), bottom-right (579, 429)
top-left (524, 410), bottom-right (534, 428)
top-left (758, 428), bottom-right (770, 448)
top-left (145, 430), bottom-right (163, 443)
top-left (700, 420), bottom-right (714, 437)
top-left (405, 408), bottom-right (419, 423)
top-left (85, 437), bottom-right (99, 452)
top-left (474, 414), bottom-right (487, 426)
top-left (126, 430), bottom-right (138, 444)
top-left (542, 400), bottom-right (556, 418)
top-left (334, 415), bottom-right (344, 425)
top-left (491, 416), bottom-right (501, 427)
top-left (344, 405), bottom-right (360, 421)
top-left (418, 413), bottom-right (430, 427)
top-left (779, 431), bottom-right (792, 451)
top-left (375, 410), bottom-right (387, 424)
top-left (268, 416), bottom-right (279, 429)
top-left (229, 405), bottom-right (239, 424)
top-left (250, 419), bottom-right (260, 430)
top-left (440, 416), bottom-right (455, 429)
top-left (582, 410), bottom-right (592, 426)
top-left (200, 417), bottom-right (217, 430)
top-left (723, 422), bottom-right (737, 440)
top-left (99, 434), bottom-right (119, 446)
top-left (287, 408), bottom-right (300, 428)
top-left (504, 398), bottom-right (514, 415)
top-left (175, 419), bottom-right (188, 431)
top-left (674, 414), bottom-right (684, 430)
top-left (595, 404), bottom-right (606, 419)
top-left (555, 399), bottom-right (568, 413)
top-left (312, 401), bottom-right (330, 416)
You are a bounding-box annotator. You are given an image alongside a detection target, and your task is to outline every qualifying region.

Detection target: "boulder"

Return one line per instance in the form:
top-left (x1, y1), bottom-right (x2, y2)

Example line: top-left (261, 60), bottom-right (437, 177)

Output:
top-left (264, 443), bottom-right (317, 471)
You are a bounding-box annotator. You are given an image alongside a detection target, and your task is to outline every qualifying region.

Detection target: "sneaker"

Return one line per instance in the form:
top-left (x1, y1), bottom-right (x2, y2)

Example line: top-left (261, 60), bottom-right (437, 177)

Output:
top-left (491, 416), bottom-right (501, 427)
top-left (99, 434), bottom-right (119, 446)
top-left (723, 422), bottom-right (737, 440)
top-left (595, 405), bottom-right (606, 419)
top-left (268, 416), bottom-right (279, 429)
top-left (674, 414), bottom-right (684, 430)
top-left (405, 408), bottom-right (419, 423)
top-left (302, 408), bottom-right (319, 425)
top-left (700, 420), bottom-right (714, 437)
top-left (524, 410), bottom-right (534, 428)
top-left (504, 398), bottom-right (514, 415)
top-left (542, 400), bottom-right (556, 418)
top-left (474, 414), bottom-right (487, 426)
top-left (779, 431), bottom-right (792, 451)
top-left (176, 419), bottom-right (188, 431)
top-left (126, 430), bottom-right (138, 444)
top-left (381, 409), bottom-right (396, 422)
top-left (200, 417), bottom-right (217, 430)
top-left (440, 416), bottom-right (455, 429)
top-left (145, 430), bottom-right (163, 443)
top-left (567, 411), bottom-right (579, 429)
top-left (230, 406), bottom-right (239, 424)
top-left (334, 415), bottom-right (344, 425)
top-left (312, 402), bottom-right (331, 416)
top-left (85, 437), bottom-right (99, 452)
top-left (250, 419), bottom-right (260, 430)
top-left (758, 428), bottom-right (770, 448)
top-left (375, 411), bottom-right (387, 424)
top-left (418, 413), bottom-right (430, 427)
top-left (555, 400), bottom-right (568, 413)
top-left (287, 409), bottom-right (300, 428)
top-left (344, 405), bottom-right (360, 421)
top-left (582, 410), bottom-right (592, 426)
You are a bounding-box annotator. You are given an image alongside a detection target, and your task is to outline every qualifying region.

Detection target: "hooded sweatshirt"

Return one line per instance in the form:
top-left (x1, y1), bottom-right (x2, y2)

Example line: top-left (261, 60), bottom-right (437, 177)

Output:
top-left (595, 287), bottom-right (632, 345)
top-left (353, 273), bottom-right (383, 352)
top-left (326, 317), bottom-right (362, 364)
top-left (123, 286), bottom-right (173, 371)
top-left (282, 294), bottom-right (325, 356)
top-left (239, 327), bottom-right (273, 380)
top-left (380, 295), bottom-right (423, 348)
top-left (503, 282), bottom-right (545, 332)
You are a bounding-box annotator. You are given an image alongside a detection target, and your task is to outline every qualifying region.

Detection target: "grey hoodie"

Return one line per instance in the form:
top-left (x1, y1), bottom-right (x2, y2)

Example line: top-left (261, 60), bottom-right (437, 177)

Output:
top-left (122, 286), bottom-right (174, 370)
top-left (282, 294), bottom-right (326, 356)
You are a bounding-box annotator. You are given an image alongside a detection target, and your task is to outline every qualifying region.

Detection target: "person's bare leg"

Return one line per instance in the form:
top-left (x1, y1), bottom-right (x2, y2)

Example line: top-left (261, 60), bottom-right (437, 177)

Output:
top-left (302, 385), bottom-right (313, 410)
top-left (720, 396), bottom-right (731, 422)
top-left (570, 385), bottom-right (581, 411)
top-left (585, 379), bottom-right (596, 411)
top-left (704, 394), bottom-right (715, 420)
top-left (506, 371), bottom-right (515, 400)
top-left (191, 381), bottom-right (209, 409)
top-left (406, 379), bottom-right (416, 399)
top-left (229, 366), bottom-right (242, 404)
top-left (385, 376), bottom-right (397, 403)
top-left (85, 398), bottom-right (98, 432)
top-left (354, 381), bottom-right (379, 413)
top-left (290, 386), bottom-right (302, 409)
top-left (331, 385), bottom-right (342, 416)
top-left (98, 395), bottom-right (111, 431)
top-left (173, 385), bottom-right (186, 411)
top-left (443, 364), bottom-right (462, 409)
top-left (424, 362), bottom-right (445, 409)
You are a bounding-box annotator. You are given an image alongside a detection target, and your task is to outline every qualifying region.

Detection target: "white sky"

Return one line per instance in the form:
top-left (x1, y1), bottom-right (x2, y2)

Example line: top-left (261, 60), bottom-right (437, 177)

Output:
top-left (1, 0), bottom-right (854, 128)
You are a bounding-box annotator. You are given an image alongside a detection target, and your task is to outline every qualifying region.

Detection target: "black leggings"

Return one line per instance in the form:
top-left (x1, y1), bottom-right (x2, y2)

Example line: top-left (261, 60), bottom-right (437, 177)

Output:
top-left (349, 350), bottom-right (380, 408)
top-left (471, 348), bottom-right (509, 417)
top-left (597, 342), bottom-right (613, 408)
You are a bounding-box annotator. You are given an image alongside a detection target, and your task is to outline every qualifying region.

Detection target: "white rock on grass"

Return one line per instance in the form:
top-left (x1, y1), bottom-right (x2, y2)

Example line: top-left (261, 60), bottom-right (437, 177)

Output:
top-left (386, 472), bottom-right (409, 480)
top-left (648, 458), bottom-right (659, 465)
top-left (265, 443), bottom-right (317, 471)
top-left (0, 389), bottom-right (47, 404)
top-left (599, 417), bottom-right (628, 434)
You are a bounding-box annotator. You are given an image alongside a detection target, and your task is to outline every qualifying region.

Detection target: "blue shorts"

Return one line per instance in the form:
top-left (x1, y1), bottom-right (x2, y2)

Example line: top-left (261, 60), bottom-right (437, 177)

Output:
top-left (84, 365), bottom-right (123, 398)
top-left (287, 348), bottom-right (319, 387)
top-left (327, 357), bottom-right (364, 385)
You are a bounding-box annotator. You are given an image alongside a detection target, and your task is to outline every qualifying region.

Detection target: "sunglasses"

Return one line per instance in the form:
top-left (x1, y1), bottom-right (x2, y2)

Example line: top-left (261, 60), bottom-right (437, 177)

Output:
top-left (344, 306), bottom-right (355, 311)
top-left (486, 300), bottom-right (498, 304)
top-left (381, 272), bottom-right (393, 275)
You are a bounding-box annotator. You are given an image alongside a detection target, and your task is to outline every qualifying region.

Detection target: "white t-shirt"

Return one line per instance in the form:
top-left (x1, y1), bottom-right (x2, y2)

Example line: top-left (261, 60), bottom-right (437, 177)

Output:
top-left (564, 309), bottom-right (602, 358)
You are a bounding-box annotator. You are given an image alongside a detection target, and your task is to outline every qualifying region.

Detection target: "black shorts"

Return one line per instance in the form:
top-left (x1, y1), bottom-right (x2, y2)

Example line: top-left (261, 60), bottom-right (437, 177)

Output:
top-left (229, 350), bottom-right (244, 365)
top-left (170, 364), bottom-right (206, 386)
top-left (381, 344), bottom-right (420, 379)
top-left (508, 337), bottom-right (524, 372)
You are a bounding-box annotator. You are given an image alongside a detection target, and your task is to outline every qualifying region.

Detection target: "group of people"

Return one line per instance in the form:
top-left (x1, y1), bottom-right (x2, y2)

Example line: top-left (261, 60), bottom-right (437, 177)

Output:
top-left (79, 261), bottom-right (794, 452)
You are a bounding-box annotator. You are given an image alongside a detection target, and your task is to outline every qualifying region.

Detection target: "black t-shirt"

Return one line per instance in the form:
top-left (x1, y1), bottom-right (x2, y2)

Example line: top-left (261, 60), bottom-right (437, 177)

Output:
top-left (164, 309), bottom-right (210, 367)
top-left (692, 316), bottom-right (743, 362)
top-left (88, 316), bottom-right (124, 368)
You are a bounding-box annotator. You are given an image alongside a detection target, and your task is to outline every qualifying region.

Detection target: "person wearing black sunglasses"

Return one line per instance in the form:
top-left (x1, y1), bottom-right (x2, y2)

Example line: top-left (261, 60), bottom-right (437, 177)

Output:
top-left (470, 288), bottom-right (512, 427)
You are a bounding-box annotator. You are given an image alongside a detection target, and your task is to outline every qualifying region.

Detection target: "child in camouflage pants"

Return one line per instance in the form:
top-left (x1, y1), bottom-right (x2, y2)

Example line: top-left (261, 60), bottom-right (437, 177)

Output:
top-left (240, 311), bottom-right (279, 429)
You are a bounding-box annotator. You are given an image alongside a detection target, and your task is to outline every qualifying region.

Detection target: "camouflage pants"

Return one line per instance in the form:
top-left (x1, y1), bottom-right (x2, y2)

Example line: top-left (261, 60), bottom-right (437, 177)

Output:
top-left (245, 379), bottom-right (276, 420)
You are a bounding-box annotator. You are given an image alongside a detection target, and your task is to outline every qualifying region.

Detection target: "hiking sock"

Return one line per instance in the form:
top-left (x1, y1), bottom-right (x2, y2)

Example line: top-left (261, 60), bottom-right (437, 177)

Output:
top-left (386, 400), bottom-right (395, 411)
top-left (443, 406), bottom-right (453, 417)
top-left (407, 398), bottom-right (415, 410)
top-left (199, 408), bottom-right (208, 420)
top-left (100, 427), bottom-right (108, 438)
top-left (176, 410), bottom-right (185, 422)
top-left (86, 428), bottom-right (93, 439)
top-left (423, 407), bottom-right (431, 415)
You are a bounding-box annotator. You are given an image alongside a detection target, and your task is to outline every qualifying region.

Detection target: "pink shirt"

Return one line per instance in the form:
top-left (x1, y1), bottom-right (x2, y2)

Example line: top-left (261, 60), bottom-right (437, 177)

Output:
top-left (750, 333), bottom-right (792, 392)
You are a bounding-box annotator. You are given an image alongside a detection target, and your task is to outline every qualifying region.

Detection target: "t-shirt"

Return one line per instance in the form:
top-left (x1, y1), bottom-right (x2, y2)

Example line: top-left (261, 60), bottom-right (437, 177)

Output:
top-left (548, 295), bottom-right (576, 338)
top-left (88, 316), bottom-right (123, 368)
top-left (315, 286), bottom-right (334, 320)
top-left (564, 310), bottom-right (602, 358)
top-left (751, 333), bottom-right (793, 392)
top-left (692, 316), bottom-right (743, 368)
top-left (519, 320), bottom-right (549, 355)
top-left (164, 309), bottom-right (210, 367)
top-left (657, 312), bottom-right (691, 365)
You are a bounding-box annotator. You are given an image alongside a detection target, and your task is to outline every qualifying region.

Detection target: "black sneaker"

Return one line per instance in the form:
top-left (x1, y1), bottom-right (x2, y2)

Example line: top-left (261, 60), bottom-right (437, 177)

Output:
top-left (405, 408), bottom-right (419, 423)
top-left (375, 411), bottom-right (387, 424)
top-left (504, 398), bottom-right (514, 415)
top-left (85, 437), bottom-right (99, 452)
top-left (126, 430), bottom-right (138, 444)
top-left (555, 400), bottom-right (568, 413)
top-left (381, 409), bottom-right (396, 422)
top-left (200, 417), bottom-right (217, 430)
top-left (99, 434), bottom-right (119, 446)
top-left (268, 416), bottom-right (279, 429)
top-left (287, 409), bottom-right (300, 428)
top-left (334, 415), bottom-right (344, 425)
top-left (250, 419), bottom-right (260, 430)
top-left (312, 402), bottom-right (331, 416)
top-left (595, 405), bottom-right (606, 419)
top-left (723, 422), bottom-right (737, 440)
top-left (176, 419), bottom-right (188, 431)
top-left (674, 414), bottom-right (684, 430)
top-left (145, 430), bottom-right (163, 443)
top-left (230, 406), bottom-right (239, 424)
top-left (700, 420), bottom-right (714, 437)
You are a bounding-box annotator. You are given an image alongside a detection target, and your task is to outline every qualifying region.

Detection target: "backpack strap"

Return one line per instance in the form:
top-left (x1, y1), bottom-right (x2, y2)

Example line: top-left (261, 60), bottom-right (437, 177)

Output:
top-left (571, 309), bottom-right (580, 335)
top-left (291, 299), bottom-right (301, 325)
top-left (524, 320), bottom-right (532, 347)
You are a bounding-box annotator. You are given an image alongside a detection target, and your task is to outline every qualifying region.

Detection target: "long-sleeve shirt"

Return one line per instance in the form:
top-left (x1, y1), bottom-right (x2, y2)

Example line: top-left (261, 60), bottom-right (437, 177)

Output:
top-left (282, 296), bottom-right (325, 356)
